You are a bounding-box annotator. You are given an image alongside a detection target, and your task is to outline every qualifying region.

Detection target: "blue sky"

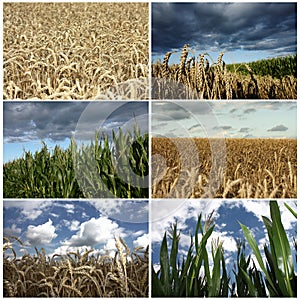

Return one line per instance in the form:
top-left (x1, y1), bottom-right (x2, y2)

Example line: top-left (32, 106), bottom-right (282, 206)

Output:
top-left (3, 200), bottom-right (148, 258)
top-left (151, 199), bottom-right (297, 281)
top-left (3, 102), bottom-right (148, 163)
top-left (152, 101), bottom-right (297, 139)
top-left (152, 3), bottom-right (297, 64)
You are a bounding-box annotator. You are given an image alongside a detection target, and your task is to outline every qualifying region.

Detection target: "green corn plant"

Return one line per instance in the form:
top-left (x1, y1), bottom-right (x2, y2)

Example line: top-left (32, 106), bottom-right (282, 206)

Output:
top-left (153, 201), bottom-right (296, 297)
top-left (4, 126), bottom-right (148, 198)
top-left (231, 240), bottom-right (267, 297)
top-left (227, 55), bottom-right (297, 79)
top-left (239, 201), bottom-right (297, 297)
top-left (152, 213), bottom-right (229, 297)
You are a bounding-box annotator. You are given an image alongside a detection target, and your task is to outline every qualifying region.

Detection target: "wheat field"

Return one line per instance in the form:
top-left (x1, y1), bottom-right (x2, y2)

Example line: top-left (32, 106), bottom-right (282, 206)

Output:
top-left (152, 44), bottom-right (297, 99)
top-left (3, 236), bottom-right (148, 297)
top-left (152, 138), bottom-right (297, 198)
top-left (3, 3), bottom-right (149, 100)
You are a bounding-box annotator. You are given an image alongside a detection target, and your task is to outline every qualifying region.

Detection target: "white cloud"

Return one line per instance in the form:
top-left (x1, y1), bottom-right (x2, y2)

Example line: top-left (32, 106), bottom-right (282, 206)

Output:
top-left (151, 200), bottom-right (196, 244)
top-left (82, 212), bottom-right (89, 218)
top-left (132, 230), bottom-right (146, 238)
top-left (151, 200), bottom-right (223, 244)
top-left (241, 200), bottom-right (270, 222)
top-left (279, 201), bottom-right (297, 230)
top-left (133, 233), bottom-right (149, 248)
top-left (90, 199), bottom-right (122, 215)
top-left (100, 238), bottom-right (118, 257)
top-left (209, 230), bottom-right (237, 253)
top-left (50, 213), bottom-right (59, 218)
top-left (258, 236), bottom-right (268, 251)
top-left (69, 220), bottom-right (80, 231)
top-left (4, 201), bottom-right (52, 220)
top-left (90, 200), bottom-right (148, 223)
top-left (64, 204), bottom-right (75, 214)
top-left (50, 245), bottom-right (93, 257)
top-left (153, 263), bottom-right (160, 273)
top-left (4, 224), bottom-right (22, 236)
top-left (216, 223), bottom-right (227, 229)
top-left (179, 233), bottom-right (192, 248)
top-left (186, 200), bottom-right (222, 221)
top-left (241, 200), bottom-right (297, 231)
top-left (62, 216), bottom-right (124, 248)
top-left (26, 219), bottom-right (57, 246)
top-left (63, 220), bottom-right (70, 227)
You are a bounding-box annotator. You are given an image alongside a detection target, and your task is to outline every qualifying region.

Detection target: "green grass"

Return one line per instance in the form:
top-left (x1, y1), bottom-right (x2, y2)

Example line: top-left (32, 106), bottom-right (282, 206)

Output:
top-left (3, 126), bottom-right (148, 198)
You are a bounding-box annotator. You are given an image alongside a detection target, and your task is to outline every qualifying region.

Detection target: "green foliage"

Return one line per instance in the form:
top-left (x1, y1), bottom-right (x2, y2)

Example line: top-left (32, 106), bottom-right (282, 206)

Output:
top-left (227, 55), bottom-right (297, 79)
top-left (152, 201), bottom-right (297, 297)
top-left (3, 127), bottom-right (148, 198)
top-left (152, 213), bottom-right (229, 297)
top-left (240, 201), bottom-right (297, 297)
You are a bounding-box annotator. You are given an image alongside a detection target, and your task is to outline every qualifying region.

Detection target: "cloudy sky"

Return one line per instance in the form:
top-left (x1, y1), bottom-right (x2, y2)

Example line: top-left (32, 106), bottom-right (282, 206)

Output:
top-left (152, 2), bottom-right (297, 64)
top-left (3, 101), bottom-right (148, 163)
top-left (151, 199), bottom-right (297, 280)
top-left (3, 200), bottom-right (148, 258)
top-left (152, 101), bottom-right (297, 139)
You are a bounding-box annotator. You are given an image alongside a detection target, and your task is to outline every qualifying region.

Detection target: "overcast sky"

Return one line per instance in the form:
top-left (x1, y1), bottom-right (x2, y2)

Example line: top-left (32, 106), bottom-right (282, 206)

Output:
top-left (152, 2), bottom-right (297, 64)
top-left (3, 102), bottom-right (148, 163)
top-left (152, 101), bottom-right (297, 139)
top-left (4, 200), bottom-right (148, 258)
top-left (151, 199), bottom-right (297, 280)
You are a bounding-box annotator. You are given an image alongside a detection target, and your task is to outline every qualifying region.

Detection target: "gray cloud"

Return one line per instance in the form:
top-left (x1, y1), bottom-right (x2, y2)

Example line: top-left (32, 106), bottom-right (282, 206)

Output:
top-left (244, 108), bottom-right (256, 114)
top-left (244, 134), bottom-right (254, 138)
top-left (4, 102), bottom-right (148, 143)
top-left (288, 104), bottom-right (297, 110)
top-left (239, 127), bottom-right (250, 133)
top-left (152, 102), bottom-right (214, 121)
top-left (189, 124), bottom-right (202, 131)
top-left (267, 124), bottom-right (288, 132)
top-left (152, 3), bottom-right (296, 58)
top-left (214, 125), bottom-right (232, 130)
top-left (152, 103), bottom-right (192, 121)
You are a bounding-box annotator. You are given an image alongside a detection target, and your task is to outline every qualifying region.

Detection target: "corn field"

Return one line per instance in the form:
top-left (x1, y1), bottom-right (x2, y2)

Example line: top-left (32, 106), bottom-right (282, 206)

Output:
top-left (3, 236), bottom-right (148, 297)
top-left (3, 3), bottom-right (149, 100)
top-left (4, 127), bottom-right (148, 198)
top-left (226, 55), bottom-right (296, 79)
top-left (152, 138), bottom-right (297, 198)
top-left (152, 201), bottom-right (297, 297)
top-left (152, 44), bottom-right (297, 99)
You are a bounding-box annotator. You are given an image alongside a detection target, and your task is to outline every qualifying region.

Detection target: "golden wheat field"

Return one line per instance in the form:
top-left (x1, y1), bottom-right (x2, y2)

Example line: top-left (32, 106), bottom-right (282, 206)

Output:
top-left (152, 137), bottom-right (297, 198)
top-left (3, 3), bottom-right (149, 100)
top-left (152, 44), bottom-right (297, 99)
top-left (3, 236), bottom-right (148, 297)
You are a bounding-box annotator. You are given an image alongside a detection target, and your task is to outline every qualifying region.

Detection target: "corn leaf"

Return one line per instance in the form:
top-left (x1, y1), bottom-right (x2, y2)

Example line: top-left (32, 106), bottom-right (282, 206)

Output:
top-left (269, 201), bottom-right (295, 296)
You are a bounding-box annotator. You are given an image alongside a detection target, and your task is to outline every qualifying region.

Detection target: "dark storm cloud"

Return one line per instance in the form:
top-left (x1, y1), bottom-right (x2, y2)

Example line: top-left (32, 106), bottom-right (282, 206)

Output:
top-left (4, 102), bottom-right (148, 143)
top-left (152, 3), bottom-right (296, 56)
top-left (267, 124), bottom-right (288, 132)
